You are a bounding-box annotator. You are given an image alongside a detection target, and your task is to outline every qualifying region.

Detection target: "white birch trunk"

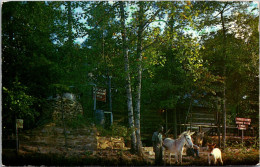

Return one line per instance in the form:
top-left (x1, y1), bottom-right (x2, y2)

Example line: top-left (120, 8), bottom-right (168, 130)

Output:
top-left (120, 1), bottom-right (136, 152)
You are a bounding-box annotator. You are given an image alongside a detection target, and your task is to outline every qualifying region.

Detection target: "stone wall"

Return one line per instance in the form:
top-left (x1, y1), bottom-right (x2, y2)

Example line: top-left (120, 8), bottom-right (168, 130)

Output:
top-left (19, 122), bottom-right (126, 157)
top-left (19, 122), bottom-right (97, 156)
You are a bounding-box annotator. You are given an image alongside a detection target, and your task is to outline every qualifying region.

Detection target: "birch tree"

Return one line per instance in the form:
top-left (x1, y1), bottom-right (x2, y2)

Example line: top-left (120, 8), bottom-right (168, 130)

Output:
top-left (120, 1), bottom-right (137, 153)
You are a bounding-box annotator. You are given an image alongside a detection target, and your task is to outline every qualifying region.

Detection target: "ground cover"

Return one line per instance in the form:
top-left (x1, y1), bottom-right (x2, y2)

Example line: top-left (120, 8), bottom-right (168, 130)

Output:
top-left (3, 147), bottom-right (259, 166)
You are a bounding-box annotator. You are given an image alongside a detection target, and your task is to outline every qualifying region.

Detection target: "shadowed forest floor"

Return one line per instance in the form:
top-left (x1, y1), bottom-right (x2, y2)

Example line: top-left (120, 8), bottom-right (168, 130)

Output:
top-left (3, 147), bottom-right (259, 166)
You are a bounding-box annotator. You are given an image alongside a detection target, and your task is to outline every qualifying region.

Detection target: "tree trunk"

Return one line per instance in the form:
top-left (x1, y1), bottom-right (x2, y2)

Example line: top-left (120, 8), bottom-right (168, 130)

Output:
top-left (67, 1), bottom-right (73, 46)
top-left (169, 13), bottom-right (178, 137)
top-left (220, 10), bottom-right (227, 150)
top-left (173, 108), bottom-right (177, 139)
top-left (134, 1), bottom-right (145, 156)
top-left (119, 1), bottom-right (136, 153)
top-left (185, 95), bottom-right (193, 130)
top-left (216, 97), bottom-right (221, 147)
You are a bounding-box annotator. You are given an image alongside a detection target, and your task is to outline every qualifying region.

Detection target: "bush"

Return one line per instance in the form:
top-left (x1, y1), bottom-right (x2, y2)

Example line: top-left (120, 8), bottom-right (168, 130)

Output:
top-left (65, 114), bottom-right (93, 129)
top-left (111, 124), bottom-right (128, 138)
top-left (3, 81), bottom-right (39, 130)
top-left (96, 123), bottom-right (129, 139)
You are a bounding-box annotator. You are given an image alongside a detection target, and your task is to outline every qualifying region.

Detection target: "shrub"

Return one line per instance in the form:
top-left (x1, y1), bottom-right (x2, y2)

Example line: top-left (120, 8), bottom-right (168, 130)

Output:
top-left (65, 114), bottom-right (93, 129)
top-left (111, 124), bottom-right (128, 138)
top-left (96, 123), bottom-right (129, 139)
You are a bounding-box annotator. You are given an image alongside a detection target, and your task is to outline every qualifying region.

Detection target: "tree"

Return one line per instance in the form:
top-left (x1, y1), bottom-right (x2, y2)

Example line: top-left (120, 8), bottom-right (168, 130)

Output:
top-left (119, 1), bottom-right (137, 153)
top-left (196, 1), bottom-right (258, 148)
top-left (2, 2), bottom-right (58, 130)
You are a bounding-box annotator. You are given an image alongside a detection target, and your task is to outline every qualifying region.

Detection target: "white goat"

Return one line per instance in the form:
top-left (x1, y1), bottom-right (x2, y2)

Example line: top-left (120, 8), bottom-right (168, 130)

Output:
top-left (207, 144), bottom-right (223, 165)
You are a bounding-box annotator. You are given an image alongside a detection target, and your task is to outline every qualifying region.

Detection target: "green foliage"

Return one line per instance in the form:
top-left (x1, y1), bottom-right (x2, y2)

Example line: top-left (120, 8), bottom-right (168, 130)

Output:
top-left (65, 114), bottom-right (92, 129)
top-left (85, 151), bottom-right (92, 156)
top-left (160, 98), bottom-right (178, 109)
top-left (3, 80), bottom-right (39, 128)
top-left (226, 137), bottom-right (259, 150)
top-left (111, 124), bottom-right (128, 138)
top-left (2, 1), bottom-right (258, 140)
top-left (223, 147), bottom-right (259, 165)
top-left (96, 124), bottom-right (130, 139)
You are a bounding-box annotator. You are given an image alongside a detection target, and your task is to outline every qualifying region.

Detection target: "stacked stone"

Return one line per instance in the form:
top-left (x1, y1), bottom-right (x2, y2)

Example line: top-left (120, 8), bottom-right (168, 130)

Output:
top-left (19, 123), bottom-right (98, 155)
top-left (51, 98), bottom-right (83, 121)
top-left (97, 136), bottom-right (125, 149)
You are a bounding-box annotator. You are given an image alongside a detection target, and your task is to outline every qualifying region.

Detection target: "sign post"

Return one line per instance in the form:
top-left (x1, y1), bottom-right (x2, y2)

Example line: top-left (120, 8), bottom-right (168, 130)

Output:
top-left (16, 119), bottom-right (23, 154)
top-left (242, 129), bottom-right (244, 144)
top-left (93, 87), bottom-right (106, 121)
top-left (235, 117), bottom-right (251, 145)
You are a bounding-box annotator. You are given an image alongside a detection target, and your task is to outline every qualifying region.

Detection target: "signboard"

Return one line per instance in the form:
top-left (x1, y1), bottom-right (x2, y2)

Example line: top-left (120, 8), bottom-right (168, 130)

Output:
top-left (238, 127), bottom-right (246, 130)
top-left (243, 122), bottom-right (251, 125)
top-left (16, 119), bottom-right (23, 129)
top-left (236, 118), bottom-right (251, 122)
top-left (94, 87), bottom-right (106, 102)
top-left (236, 117), bottom-right (251, 144)
top-left (235, 117), bottom-right (251, 130)
top-left (236, 121), bottom-right (243, 124)
top-left (238, 124), bottom-right (246, 128)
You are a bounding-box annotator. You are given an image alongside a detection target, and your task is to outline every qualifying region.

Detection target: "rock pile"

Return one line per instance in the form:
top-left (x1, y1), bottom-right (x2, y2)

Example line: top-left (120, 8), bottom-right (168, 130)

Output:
top-left (97, 136), bottom-right (125, 149)
top-left (51, 98), bottom-right (83, 122)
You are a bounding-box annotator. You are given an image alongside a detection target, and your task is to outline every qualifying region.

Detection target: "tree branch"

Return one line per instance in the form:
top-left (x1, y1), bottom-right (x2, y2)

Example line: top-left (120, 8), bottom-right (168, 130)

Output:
top-left (80, 2), bottom-right (120, 38)
top-left (142, 8), bottom-right (162, 32)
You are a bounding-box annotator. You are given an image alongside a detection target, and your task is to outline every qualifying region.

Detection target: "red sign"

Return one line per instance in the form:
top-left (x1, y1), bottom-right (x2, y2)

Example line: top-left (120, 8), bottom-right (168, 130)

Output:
top-left (236, 117), bottom-right (251, 122)
top-left (243, 122), bottom-right (251, 125)
top-left (94, 87), bottom-right (106, 102)
top-left (236, 117), bottom-right (251, 130)
top-left (243, 118), bottom-right (251, 122)
top-left (238, 124), bottom-right (246, 128)
top-left (236, 121), bottom-right (243, 124)
top-left (238, 127), bottom-right (246, 130)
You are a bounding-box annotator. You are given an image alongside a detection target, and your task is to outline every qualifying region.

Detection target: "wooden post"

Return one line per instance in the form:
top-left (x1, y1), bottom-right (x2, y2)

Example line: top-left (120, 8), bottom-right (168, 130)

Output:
top-left (199, 126), bottom-right (202, 133)
top-left (173, 108), bottom-right (177, 139)
top-left (93, 86), bottom-right (97, 121)
top-left (108, 76), bottom-right (112, 113)
top-left (241, 129), bottom-right (244, 145)
top-left (16, 120), bottom-right (18, 154)
top-left (166, 110), bottom-right (168, 136)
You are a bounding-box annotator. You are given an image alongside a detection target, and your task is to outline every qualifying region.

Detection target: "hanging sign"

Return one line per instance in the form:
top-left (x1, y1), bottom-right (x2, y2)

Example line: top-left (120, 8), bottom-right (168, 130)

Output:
top-left (93, 87), bottom-right (106, 102)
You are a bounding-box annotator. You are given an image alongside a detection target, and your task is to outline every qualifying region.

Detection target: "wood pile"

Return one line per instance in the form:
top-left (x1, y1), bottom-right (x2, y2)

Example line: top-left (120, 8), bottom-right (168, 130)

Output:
top-left (51, 98), bottom-right (83, 122)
